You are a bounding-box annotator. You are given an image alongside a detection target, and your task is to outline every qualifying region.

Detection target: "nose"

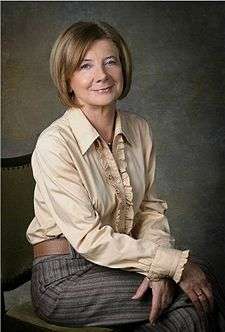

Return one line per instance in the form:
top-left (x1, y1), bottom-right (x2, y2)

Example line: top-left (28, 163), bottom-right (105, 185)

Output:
top-left (95, 64), bottom-right (108, 83)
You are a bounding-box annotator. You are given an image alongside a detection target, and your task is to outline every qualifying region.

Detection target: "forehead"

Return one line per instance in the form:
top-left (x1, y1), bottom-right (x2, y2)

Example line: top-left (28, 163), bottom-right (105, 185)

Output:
top-left (83, 38), bottom-right (119, 59)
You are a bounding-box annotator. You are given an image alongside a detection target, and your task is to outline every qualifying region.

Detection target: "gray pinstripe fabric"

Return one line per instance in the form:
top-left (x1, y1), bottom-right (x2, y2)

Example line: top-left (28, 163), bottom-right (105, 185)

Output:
top-left (31, 248), bottom-right (217, 331)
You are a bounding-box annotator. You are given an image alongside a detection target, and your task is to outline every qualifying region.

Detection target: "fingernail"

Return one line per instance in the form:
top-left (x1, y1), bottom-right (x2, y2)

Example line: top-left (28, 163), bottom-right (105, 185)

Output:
top-left (131, 296), bottom-right (137, 299)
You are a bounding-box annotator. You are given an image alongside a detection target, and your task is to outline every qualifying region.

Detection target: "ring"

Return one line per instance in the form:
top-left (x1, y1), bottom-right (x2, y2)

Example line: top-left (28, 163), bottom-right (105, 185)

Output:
top-left (196, 290), bottom-right (203, 297)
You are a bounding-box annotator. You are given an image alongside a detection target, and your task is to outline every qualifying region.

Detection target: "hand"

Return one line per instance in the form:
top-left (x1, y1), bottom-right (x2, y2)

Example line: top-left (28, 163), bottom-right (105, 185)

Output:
top-left (132, 277), bottom-right (176, 325)
top-left (179, 260), bottom-right (214, 316)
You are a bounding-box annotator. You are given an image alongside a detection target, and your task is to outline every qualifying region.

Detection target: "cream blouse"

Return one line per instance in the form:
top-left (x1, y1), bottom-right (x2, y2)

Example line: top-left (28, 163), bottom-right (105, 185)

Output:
top-left (26, 107), bottom-right (189, 283)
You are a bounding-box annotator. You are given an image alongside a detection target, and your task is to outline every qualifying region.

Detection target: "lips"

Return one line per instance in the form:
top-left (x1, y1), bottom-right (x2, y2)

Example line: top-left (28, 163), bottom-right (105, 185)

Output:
top-left (92, 86), bottom-right (113, 92)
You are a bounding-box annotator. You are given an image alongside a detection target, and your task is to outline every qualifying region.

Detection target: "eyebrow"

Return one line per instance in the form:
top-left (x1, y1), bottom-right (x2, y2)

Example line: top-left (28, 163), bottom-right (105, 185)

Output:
top-left (82, 55), bottom-right (118, 62)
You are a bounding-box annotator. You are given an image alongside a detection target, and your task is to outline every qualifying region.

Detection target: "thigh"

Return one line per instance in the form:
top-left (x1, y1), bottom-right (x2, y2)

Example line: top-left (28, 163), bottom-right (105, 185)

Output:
top-left (132, 291), bottom-right (215, 332)
top-left (31, 250), bottom-right (151, 327)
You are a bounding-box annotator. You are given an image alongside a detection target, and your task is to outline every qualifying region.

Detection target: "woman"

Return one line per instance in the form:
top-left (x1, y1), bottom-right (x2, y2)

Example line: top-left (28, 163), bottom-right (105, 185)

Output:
top-left (26, 21), bottom-right (222, 331)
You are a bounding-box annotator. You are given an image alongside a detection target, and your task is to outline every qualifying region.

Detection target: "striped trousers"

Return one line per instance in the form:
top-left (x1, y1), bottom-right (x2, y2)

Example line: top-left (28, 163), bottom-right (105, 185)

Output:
top-left (31, 247), bottom-right (224, 331)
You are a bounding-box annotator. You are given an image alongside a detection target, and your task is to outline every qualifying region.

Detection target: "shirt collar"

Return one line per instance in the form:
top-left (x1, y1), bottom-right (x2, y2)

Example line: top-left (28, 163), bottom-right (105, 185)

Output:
top-left (66, 107), bottom-right (133, 155)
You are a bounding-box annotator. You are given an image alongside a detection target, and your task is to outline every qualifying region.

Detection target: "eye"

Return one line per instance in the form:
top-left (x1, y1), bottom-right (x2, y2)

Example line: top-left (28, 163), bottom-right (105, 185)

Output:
top-left (105, 59), bottom-right (117, 66)
top-left (80, 63), bottom-right (92, 70)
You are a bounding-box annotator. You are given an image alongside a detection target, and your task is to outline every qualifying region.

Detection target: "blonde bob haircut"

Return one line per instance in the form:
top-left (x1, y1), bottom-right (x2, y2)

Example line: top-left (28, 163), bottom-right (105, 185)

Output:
top-left (50, 21), bottom-right (132, 108)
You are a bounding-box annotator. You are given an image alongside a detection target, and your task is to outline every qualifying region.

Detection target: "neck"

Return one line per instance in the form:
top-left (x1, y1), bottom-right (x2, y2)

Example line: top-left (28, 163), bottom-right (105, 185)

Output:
top-left (80, 103), bottom-right (116, 143)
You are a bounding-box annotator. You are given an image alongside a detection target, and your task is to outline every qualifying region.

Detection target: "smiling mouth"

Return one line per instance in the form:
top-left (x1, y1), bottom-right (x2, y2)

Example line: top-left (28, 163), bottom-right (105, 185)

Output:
top-left (93, 86), bottom-right (113, 92)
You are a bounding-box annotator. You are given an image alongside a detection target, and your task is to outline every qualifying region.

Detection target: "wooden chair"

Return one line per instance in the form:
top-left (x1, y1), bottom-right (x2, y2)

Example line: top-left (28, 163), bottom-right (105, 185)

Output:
top-left (1, 154), bottom-right (113, 332)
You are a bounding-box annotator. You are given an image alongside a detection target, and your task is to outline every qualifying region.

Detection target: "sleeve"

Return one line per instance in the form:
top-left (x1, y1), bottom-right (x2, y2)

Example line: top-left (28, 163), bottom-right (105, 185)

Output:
top-left (32, 133), bottom-right (188, 283)
top-left (132, 120), bottom-right (189, 282)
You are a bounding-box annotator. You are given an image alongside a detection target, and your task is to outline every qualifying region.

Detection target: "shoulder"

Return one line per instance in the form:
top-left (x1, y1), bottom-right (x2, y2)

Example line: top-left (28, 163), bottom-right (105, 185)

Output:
top-left (35, 110), bottom-right (72, 151)
top-left (33, 110), bottom-right (74, 163)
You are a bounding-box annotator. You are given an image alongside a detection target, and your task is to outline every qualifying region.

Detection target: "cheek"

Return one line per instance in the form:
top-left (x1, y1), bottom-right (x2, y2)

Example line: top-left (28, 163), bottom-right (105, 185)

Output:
top-left (71, 78), bottom-right (87, 93)
top-left (117, 72), bottom-right (124, 92)
top-left (116, 68), bottom-right (124, 86)
top-left (120, 73), bottom-right (124, 87)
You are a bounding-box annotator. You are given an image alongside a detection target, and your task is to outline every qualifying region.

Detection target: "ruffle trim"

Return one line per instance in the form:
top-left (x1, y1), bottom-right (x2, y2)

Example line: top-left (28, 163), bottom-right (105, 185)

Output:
top-left (115, 136), bottom-right (134, 234)
top-left (95, 136), bottom-right (134, 234)
top-left (173, 249), bottom-right (190, 283)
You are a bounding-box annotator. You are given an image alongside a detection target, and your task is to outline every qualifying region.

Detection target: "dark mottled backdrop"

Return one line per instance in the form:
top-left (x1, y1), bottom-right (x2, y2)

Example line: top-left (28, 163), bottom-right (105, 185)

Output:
top-left (2, 2), bottom-right (225, 287)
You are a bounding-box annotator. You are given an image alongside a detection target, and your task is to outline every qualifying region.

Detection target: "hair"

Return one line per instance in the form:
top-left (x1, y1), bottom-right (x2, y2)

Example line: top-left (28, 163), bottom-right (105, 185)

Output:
top-left (49, 21), bottom-right (132, 108)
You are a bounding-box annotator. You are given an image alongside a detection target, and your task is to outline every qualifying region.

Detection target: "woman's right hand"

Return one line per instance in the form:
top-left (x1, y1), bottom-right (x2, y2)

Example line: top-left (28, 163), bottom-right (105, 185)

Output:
top-left (132, 277), bottom-right (176, 325)
top-left (178, 260), bottom-right (214, 316)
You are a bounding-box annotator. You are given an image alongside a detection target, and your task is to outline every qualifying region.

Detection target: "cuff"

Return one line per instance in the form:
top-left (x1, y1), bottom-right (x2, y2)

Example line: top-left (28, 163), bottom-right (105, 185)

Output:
top-left (147, 247), bottom-right (189, 283)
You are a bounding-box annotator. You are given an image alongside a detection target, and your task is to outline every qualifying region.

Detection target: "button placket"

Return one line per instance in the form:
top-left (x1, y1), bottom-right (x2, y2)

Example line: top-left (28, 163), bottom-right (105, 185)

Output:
top-left (95, 138), bottom-right (128, 233)
top-left (116, 136), bottom-right (135, 234)
top-left (95, 133), bottom-right (135, 234)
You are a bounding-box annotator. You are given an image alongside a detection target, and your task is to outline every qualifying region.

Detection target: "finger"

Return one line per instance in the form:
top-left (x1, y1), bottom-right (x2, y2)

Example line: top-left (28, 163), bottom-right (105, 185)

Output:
top-left (161, 293), bottom-right (173, 311)
top-left (132, 277), bottom-right (149, 299)
top-left (187, 290), bottom-right (204, 317)
top-left (149, 289), bottom-right (162, 324)
top-left (202, 283), bottom-right (214, 311)
top-left (196, 292), bottom-right (209, 314)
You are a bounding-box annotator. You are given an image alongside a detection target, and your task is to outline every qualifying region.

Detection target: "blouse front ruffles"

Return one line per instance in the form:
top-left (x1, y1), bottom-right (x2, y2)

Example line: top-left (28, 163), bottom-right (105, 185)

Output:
top-left (26, 107), bottom-right (189, 283)
top-left (95, 135), bottom-right (134, 235)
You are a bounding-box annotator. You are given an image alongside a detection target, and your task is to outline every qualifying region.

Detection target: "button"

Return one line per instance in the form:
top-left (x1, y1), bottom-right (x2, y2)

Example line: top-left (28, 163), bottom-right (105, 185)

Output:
top-left (95, 140), bottom-right (102, 150)
top-left (115, 188), bottom-right (120, 194)
top-left (108, 174), bottom-right (113, 180)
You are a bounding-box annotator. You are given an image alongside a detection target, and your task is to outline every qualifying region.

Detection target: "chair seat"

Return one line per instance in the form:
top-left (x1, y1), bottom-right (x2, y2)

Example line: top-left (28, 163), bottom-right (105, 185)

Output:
top-left (6, 301), bottom-right (114, 332)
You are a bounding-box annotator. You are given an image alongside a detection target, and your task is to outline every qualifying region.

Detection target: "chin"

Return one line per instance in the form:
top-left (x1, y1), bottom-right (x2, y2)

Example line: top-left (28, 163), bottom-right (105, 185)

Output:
top-left (90, 96), bottom-right (117, 107)
top-left (91, 102), bottom-right (115, 107)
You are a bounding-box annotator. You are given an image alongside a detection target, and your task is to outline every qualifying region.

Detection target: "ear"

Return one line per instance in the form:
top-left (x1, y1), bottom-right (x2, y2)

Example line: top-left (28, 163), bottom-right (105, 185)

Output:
top-left (69, 90), bottom-right (75, 98)
top-left (67, 80), bottom-right (74, 95)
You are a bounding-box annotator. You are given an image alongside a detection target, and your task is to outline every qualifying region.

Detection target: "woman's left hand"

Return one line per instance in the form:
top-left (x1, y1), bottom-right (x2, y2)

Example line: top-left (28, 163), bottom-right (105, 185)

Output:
top-left (178, 260), bottom-right (214, 316)
top-left (132, 277), bottom-right (176, 325)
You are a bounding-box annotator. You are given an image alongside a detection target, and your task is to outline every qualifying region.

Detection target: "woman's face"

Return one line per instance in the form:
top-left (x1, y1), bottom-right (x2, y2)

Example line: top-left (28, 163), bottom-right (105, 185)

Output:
top-left (70, 38), bottom-right (124, 109)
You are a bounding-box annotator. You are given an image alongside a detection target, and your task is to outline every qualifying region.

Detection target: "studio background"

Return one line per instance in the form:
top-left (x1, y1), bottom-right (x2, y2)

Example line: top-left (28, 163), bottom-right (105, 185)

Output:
top-left (2, 1), bottom-right (225, 289)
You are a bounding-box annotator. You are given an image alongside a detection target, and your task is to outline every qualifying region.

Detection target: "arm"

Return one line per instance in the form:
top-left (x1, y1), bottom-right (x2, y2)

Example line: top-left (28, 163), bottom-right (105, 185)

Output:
top-left (132, 121), bottom-right (173, 247)
top-left (31, 132), bottom-right (188, 282)
top-left (132, 122), bottom-right (213, 318)
top-left (132, 121), bottom-right (189, 281)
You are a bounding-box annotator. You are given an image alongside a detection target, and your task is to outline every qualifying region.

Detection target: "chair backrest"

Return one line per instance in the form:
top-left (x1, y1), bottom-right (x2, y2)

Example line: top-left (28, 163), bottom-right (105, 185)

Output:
top-left (1, 154), bottom-right (35, 290)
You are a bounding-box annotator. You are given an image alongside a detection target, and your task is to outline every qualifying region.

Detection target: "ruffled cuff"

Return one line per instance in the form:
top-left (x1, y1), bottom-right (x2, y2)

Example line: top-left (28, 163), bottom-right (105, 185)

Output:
top-left (147, 247), bottom-right (190, 283)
